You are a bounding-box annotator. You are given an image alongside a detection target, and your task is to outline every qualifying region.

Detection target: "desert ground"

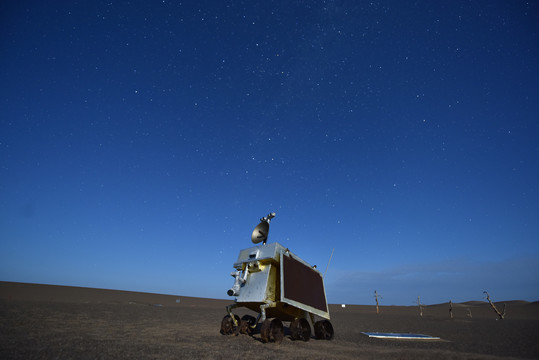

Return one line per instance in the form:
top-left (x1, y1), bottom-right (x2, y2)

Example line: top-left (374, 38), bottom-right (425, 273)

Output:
top-left (1, 281), bottom-right (538, 359)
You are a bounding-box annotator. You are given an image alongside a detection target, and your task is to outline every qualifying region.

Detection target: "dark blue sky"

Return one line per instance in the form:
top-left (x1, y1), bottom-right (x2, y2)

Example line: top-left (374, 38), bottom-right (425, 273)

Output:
top-left (1, 1), bottom-right (538, 305)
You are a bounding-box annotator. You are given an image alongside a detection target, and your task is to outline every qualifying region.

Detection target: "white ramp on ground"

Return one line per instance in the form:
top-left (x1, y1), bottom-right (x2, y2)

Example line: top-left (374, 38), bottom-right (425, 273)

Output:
top-left (362, 332), bottom-right (440, 340)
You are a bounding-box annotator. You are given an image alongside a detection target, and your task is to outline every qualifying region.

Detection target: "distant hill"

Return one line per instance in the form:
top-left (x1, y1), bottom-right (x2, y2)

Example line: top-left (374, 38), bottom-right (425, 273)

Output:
top-left (0, 281), bottom-right (229, 308)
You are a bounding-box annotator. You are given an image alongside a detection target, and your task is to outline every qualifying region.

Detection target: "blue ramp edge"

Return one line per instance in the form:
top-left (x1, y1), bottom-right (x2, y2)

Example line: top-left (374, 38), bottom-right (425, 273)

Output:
top-left (362, 332), bottom-right (440, 340)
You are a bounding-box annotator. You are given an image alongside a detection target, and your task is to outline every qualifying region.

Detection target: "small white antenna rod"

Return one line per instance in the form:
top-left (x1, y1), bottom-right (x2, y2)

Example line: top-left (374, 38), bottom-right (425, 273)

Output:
top-left (324, 248), bottom-right (335, 279)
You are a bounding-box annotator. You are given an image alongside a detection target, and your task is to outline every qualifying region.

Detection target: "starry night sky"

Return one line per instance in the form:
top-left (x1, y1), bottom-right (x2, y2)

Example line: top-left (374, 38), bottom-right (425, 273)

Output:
top-left (1, 1), bottom-right (538, 305)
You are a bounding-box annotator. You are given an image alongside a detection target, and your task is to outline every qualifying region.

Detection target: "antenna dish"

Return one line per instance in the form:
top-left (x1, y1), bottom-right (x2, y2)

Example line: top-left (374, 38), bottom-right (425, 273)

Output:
top-left (251, 212), bottom-right (275, 244)
top-left (251, 221), bottom-right (269, 244)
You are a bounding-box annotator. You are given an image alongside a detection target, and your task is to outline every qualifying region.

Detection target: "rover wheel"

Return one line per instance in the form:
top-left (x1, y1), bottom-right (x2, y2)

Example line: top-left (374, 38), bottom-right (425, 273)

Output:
top-left (314, 320), bottom-right (334, 340)
top-left (239, 315), bottom-right (257, 335)
top-left (290, 318), bottom-right (311, 341)
top-left (261, 318), bottom-right (284, 344)
top-left (220, 314), bottom-right (240, 335)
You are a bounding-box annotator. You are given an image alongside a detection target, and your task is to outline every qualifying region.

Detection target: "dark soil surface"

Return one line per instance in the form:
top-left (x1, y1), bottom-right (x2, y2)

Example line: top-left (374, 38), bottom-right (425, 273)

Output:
top-left (1, 282), bottom-right (538, 359)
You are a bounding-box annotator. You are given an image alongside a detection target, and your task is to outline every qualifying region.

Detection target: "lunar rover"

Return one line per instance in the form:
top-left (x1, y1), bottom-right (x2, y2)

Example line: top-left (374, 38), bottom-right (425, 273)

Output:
top-left (220, 213), bottom-right (334, 343)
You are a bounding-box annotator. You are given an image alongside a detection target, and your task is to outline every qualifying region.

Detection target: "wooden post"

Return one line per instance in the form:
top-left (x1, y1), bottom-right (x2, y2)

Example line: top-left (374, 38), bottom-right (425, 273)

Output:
top-left (483, 291), bottom-right (505, 319)
top-left (374, 290), bottom-right (382, 314)
top-left (449, 300), bottom-right (453, 319)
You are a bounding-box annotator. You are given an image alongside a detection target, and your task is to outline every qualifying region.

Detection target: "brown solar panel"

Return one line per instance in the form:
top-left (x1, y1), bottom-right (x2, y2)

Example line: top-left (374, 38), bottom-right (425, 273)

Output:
top-left (282, 254), bottom-right (327, 312)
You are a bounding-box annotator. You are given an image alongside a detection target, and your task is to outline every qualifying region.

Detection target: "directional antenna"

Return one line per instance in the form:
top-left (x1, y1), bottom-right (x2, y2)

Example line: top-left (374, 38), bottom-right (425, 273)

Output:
top-left (251, 212), bottom-right (275, 245)
top-left (251, 222), bottom-right (269, 244)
